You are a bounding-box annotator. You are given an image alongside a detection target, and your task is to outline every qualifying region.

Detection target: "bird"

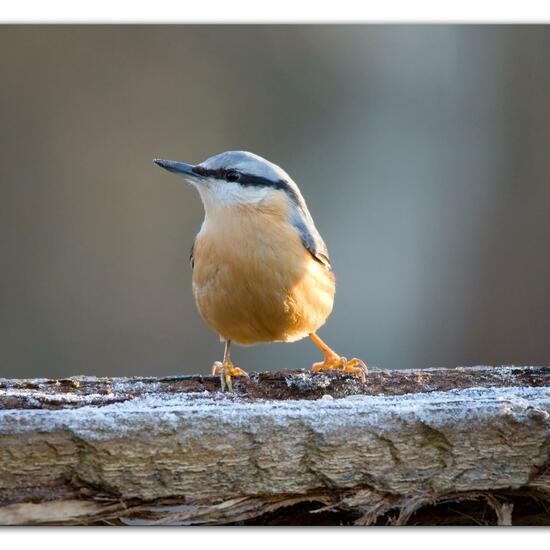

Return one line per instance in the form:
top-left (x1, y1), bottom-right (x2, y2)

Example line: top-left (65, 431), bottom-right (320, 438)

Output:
top-left (154, 151), bottom-right (367, 391)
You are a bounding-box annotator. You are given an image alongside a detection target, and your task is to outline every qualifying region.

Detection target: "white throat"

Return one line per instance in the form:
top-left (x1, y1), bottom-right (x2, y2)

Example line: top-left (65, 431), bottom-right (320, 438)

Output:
top-left (193, 179), bottom-right (271, 213)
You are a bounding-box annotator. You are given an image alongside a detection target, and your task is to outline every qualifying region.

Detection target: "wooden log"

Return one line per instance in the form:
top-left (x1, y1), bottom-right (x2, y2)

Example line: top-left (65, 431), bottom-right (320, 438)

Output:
top-left (1, 366), bottom-right (549, 525)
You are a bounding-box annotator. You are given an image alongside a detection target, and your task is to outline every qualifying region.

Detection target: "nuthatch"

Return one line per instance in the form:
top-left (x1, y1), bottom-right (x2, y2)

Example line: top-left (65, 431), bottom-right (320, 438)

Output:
top-left (154, 151), bottom-right (367, 391)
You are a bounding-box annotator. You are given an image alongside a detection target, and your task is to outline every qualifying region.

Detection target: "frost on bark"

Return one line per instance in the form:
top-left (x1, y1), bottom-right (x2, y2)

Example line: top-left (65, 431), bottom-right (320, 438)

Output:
top-left (0, 366), bottom-right (549, 525)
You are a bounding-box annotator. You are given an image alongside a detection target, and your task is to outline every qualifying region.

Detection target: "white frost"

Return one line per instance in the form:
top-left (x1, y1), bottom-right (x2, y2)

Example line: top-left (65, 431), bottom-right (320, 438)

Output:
top-left (1, 386), bottom-right (549, 441)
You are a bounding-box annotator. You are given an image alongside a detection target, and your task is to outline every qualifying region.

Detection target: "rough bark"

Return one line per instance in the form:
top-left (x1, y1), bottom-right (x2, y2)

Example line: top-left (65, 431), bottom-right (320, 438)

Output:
top-left (1, 366), bottom-right (549, 525)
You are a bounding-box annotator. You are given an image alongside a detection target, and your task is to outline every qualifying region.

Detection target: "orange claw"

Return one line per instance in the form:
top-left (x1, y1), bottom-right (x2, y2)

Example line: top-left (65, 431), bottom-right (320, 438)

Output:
top-left (309, 332), bottom-right (368, 383)
top-left (311, 354), bottom-right (368, 383)
top-left (212, 359), bottom-right (249, 392)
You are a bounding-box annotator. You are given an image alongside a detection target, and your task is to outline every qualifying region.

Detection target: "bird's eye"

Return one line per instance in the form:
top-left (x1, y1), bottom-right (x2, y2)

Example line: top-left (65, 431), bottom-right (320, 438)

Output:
top-left (225, 170), bottom-right (240, 182)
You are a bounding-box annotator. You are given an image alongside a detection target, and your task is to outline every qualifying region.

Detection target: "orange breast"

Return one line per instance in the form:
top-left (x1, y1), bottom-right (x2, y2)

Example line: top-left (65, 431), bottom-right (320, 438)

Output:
top-left (191, 193), bottom-right (335, 345)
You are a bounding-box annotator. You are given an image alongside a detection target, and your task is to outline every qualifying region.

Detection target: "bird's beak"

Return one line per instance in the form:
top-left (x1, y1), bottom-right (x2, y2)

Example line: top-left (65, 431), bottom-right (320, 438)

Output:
top-left (153, 159), bottom-right (203, 182)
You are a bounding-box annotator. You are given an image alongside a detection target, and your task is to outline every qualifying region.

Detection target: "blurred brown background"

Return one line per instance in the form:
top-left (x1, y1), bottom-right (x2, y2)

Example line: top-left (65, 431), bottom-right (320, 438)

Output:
top-left (1, 25), bottom-right (549, 378)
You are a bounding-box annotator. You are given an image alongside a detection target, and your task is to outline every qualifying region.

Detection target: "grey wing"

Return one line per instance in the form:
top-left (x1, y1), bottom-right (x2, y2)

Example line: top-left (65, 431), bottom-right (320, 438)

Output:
top-left (291, 213), bottom-right (331, 270)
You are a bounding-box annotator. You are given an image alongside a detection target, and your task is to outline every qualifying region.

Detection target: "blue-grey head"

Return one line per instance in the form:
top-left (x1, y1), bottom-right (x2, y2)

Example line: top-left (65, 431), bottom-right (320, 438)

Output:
top-left (154, 151), bottom-right (331, 268)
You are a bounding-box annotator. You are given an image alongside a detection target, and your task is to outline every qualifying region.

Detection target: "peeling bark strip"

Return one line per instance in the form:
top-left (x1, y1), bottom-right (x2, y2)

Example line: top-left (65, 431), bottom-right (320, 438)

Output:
top-left (0, 366), bottom-right (549, 525)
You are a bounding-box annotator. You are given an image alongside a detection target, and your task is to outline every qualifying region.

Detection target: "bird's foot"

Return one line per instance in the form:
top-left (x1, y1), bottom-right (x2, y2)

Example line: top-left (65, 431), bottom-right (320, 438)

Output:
top-left (212, 358), bottom-right (249, 392)
top-left (311, 353), bottom-right (368, 383)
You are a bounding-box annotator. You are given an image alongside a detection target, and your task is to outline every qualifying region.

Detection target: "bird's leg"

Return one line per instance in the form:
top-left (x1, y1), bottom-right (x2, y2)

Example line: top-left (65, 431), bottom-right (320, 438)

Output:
top-left (212, 340), bottom-right (248, 392)
top-left (309, 332), bottom-right (368, 383)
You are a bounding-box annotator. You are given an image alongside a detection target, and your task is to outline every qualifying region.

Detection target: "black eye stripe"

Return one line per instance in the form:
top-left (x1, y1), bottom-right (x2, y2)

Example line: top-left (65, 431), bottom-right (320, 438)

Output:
top-left (192, 166), bottom-right (222, 178)
top-left (241, 176), bottom-right (300, 203)
top-left (191, 166), bottom-right (303, 208)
